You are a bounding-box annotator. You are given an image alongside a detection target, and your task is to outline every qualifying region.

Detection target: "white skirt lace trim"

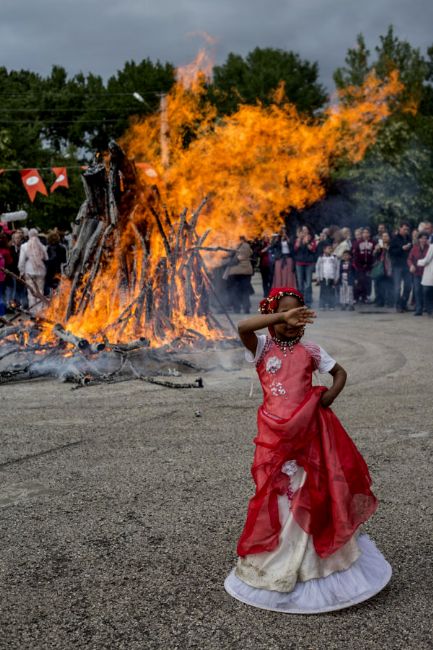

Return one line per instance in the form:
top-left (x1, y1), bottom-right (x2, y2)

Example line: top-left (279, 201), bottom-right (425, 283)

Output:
top-left (224, 534), bottom-right (392, 614)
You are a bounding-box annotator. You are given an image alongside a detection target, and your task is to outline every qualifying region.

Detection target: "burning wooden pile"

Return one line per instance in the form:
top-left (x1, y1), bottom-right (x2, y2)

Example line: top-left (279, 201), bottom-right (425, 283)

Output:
top-left (0, 143), bottom-right (237, 387)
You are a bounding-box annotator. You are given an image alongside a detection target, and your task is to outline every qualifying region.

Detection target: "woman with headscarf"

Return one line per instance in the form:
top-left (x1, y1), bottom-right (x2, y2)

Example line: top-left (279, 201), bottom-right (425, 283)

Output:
top-left (18, 228), bottom-right (48, 313)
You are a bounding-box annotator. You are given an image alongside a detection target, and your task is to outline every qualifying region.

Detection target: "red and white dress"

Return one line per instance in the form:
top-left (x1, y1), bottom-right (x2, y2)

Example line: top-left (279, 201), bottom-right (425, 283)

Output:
top-left (224, 335), bottom-right (391, 613)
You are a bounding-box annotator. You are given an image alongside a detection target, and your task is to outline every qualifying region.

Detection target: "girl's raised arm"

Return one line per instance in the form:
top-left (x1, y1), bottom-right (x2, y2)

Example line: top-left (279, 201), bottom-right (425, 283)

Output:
top-left (238, 307), bottom-right (315, 354)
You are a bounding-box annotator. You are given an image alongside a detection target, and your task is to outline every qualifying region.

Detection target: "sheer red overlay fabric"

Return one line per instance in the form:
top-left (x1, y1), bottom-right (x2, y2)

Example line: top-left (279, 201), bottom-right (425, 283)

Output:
top-left (237, 386), bottom-right (378, 559)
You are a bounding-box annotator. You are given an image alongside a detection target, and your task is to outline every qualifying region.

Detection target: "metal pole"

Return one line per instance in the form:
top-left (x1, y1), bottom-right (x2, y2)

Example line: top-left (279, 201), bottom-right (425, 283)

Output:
top-left (159, 93), bottom-right (169, 168)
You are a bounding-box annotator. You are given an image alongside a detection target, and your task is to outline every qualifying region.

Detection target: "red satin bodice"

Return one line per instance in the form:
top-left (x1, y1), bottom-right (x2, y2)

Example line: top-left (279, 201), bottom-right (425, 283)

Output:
top-left (256, 339), bottom-right (315, 418)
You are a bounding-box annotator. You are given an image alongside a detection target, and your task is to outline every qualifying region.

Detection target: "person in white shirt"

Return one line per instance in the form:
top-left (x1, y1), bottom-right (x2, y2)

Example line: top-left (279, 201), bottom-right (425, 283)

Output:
top-left (417, 242), bottom-right (433, 316)
top-left (315, 244), bottom-right (339, 310)
top-left (18, 228), bottom-right (48, 313)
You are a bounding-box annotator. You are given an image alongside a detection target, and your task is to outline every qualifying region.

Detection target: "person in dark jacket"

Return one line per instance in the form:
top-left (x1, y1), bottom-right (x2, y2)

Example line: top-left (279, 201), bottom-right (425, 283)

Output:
top-left (352, 227), bottom-right (375, 303)
top-left (294, 225), bottom-right (317, 305)
top-left (45, 230), bottom-right (67, 295)
top-left (408, 232), bottom-right (429, 315)
top-left (258, 235), bottom-right (273, 297)
top-left (389, 222), bottom-right (412, 312)
top-left (271, 226), bottom-right (297, 289)
top-left (373, 231), bottom-right (393, 307)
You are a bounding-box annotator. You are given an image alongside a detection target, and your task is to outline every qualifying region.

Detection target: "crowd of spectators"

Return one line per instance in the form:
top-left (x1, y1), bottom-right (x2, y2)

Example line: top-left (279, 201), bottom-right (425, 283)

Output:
top-left (0, 223), bottom-right (68, 316)
top-left (216, 221), bottom-right (433, 316)
top-left (1, 219), bottom-right (433, 319)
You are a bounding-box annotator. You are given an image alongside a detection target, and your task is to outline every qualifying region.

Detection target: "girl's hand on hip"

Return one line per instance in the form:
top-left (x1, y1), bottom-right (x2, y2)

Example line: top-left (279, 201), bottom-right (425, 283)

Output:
top-left (321, 390), bottom-right (335, 408)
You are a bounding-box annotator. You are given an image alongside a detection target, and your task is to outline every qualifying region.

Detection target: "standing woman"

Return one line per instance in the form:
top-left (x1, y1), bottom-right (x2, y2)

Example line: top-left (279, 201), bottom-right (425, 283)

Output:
top-left (18, 228), bottom-right (48, 313)
top-left (272, 226), bottom-right (297, 289)
top-left (373, 232), bottom-right (393, 307)
top-left (227, 236), bottom-right (254, 314)
top-left (258, 236), bottom-right (273, 297)
top-left (294, 225), bottom-right (317, 305)
top-left (45, 230), bottom-right (67, 295)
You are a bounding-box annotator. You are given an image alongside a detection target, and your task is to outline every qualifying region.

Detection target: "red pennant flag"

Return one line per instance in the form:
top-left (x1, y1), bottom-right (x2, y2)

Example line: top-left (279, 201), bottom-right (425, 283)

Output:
top-left (50, 167), bottom-right (69, 193)
top-left (136, 162), bottom-right (158, 179)
top-left (20, 169), bottom-right (48, 202)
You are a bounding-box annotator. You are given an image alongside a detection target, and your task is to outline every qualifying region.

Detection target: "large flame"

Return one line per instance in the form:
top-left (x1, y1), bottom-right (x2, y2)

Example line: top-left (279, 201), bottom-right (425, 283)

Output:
top-left (124, 68), bottom-right (403, 244)
top-left (40, 57), bottom-right (402, 346)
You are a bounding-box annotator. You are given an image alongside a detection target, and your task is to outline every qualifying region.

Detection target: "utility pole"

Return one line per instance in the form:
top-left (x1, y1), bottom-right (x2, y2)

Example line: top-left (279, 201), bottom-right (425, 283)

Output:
top-left (159, 93), bottom-right (169, 168)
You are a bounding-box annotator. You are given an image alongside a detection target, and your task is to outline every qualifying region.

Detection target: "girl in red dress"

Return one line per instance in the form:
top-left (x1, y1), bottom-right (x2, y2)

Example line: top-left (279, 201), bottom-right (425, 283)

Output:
top-left (224, 287), bottom-right (391, 613)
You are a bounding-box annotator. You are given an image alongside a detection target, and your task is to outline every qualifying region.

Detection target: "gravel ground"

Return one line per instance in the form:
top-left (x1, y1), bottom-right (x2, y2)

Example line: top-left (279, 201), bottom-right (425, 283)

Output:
top-left (1, 287), bottom-right (432, 649)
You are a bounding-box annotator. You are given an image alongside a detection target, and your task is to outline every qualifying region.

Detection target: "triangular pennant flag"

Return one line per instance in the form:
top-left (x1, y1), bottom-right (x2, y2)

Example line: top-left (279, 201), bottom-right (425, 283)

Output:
top-left (50, 167), bottom-right (69, 193)
top-left (20, 169), bottom-right (48, 202)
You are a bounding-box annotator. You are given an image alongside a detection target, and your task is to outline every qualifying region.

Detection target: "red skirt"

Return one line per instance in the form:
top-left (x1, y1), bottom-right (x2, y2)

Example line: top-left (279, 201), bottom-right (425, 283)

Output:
top-left (237, 387), bottom-right (377, 559)
top-left (272, 257), bottom-right (297, 288)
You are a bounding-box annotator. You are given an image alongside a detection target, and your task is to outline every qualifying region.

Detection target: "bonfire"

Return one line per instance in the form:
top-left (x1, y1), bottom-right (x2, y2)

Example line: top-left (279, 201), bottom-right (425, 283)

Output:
top-left (0, 54), bottom-right (403, 387)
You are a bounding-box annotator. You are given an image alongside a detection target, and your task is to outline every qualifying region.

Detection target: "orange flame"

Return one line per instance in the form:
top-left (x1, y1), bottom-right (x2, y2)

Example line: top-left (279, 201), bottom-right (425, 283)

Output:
top-left (39, 60), bottom-right (403, 346)
top-left (125, 70), bottom-right (403, 246)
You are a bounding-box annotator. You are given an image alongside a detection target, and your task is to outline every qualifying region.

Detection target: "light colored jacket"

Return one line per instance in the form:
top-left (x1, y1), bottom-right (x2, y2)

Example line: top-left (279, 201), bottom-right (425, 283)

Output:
top-left (18, 240), bottom-right (48, 276)
top-left (417, 243), bottom-right (433, 286)
top-left (228, 242), bottom-right (253, 276)
top-left (333, 239), bottom-right (351, 259)
top-left (315, 254), bottom-right (339, 282)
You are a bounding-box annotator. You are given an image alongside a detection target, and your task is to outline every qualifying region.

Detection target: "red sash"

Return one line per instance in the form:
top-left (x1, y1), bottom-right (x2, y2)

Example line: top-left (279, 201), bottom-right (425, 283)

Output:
top-left (237, 387), bottom-right (377, 558)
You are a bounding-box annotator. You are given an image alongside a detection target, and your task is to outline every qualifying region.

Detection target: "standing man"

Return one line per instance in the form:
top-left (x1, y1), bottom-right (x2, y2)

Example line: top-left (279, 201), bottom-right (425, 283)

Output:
top-left (389, 222), bottom-right (412, 313)
top-left (422, 221), bottom-right (433, 244)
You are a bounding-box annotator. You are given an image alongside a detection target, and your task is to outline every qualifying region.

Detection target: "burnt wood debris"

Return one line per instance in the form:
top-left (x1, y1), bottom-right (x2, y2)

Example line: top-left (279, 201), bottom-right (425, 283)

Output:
top-left (0, 142), bottom-right (238, 388)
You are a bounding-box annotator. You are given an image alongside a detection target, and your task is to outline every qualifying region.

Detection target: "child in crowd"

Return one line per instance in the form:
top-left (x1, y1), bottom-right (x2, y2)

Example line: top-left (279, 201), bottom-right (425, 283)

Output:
top-left (315, 243), bottom-right (339, 310)
top-left (339, 250), bottom-right (355, 310)
top-left (224, 287), bottom-right (391, 613)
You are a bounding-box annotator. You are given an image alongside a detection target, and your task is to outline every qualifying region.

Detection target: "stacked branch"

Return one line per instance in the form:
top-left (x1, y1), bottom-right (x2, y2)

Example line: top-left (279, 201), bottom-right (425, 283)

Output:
top-left (0, 141), bottom-right (237, 385)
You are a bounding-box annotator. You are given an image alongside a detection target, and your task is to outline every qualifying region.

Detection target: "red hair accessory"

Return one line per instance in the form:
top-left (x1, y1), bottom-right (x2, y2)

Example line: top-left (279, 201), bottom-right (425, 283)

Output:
top-left (259, 287), bottom-right (304, 314)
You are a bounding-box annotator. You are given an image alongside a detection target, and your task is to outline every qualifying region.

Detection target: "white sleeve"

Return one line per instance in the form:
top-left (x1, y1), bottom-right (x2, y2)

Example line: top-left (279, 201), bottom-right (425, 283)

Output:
top-left (18, 244), bottom-right (27, 275)
top-left (317, 346), bottom-right (337, 373)
top-left (302, 340), bottom-right (336, 373)
top-left (245, 334), bottom-right (267, 363)
top-left (417, 245), bottom-right (433, 267)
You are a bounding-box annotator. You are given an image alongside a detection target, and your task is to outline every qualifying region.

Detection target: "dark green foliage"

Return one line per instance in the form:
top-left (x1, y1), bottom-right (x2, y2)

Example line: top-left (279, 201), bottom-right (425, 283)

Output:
top-left (209, 47), bottom-right (327, 115)
top-left (0, 60), bottom-right (175, 229)
top-left (332, 26), bottom-right (433, 230)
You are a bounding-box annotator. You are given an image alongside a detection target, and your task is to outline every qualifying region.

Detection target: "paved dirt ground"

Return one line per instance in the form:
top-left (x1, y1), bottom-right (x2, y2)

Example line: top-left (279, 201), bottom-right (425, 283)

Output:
top-left (1, 286), bottom-right (432, 650)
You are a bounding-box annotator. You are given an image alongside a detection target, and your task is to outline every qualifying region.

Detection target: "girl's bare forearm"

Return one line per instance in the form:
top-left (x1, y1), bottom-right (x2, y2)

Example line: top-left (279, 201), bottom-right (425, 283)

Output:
top-left (238, 313), bottom-right (284, 334)
top-left (328, 365), bottom-right (347, 398)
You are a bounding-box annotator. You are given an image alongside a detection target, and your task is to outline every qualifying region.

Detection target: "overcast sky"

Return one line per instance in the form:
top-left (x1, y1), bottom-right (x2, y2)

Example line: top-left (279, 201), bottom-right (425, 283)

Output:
top-left (1, 0), bottom-right (432, 91)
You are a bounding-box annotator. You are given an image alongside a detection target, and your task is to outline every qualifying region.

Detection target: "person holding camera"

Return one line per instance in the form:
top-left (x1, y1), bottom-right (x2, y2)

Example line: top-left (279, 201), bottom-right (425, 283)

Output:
top-left (294, 225), bottom-right (317, 306)
top-left (389, 222), bottom-right (412, 313)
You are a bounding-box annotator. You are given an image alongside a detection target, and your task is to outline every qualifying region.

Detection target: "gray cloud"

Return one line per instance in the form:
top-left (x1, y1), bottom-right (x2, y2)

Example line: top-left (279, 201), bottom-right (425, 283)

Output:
top-left (0, 0), bottom-right (432, 90)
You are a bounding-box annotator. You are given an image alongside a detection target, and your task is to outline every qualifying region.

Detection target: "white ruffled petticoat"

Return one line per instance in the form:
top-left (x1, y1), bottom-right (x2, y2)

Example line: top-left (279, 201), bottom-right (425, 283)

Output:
top-left (225, 461), bottom-right (392, 614)
top-left (225, 535), bottom-right (392, 614)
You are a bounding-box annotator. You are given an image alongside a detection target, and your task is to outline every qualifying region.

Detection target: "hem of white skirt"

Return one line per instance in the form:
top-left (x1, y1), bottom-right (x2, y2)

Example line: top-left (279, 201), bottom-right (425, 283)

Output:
top-left (224, 534), bottom-right (392, 614)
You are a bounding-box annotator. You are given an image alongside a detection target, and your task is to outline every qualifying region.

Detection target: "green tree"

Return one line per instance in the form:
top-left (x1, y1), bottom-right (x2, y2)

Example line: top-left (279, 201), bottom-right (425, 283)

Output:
top-left (332, 27), bottom-right (433, 229)
top-left (0, 58), bottom-right (176, 229)
top-left (210, 47), bottom-right (327, 115)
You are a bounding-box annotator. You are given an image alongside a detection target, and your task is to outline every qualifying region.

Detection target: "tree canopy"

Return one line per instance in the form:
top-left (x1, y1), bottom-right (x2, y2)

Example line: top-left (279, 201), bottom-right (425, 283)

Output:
top-left (1, 33), bottom-right (432, 231)
top-left (331, 26), bottom-right (433, 229)
top-left (210, 47), bottom-right (327, 115)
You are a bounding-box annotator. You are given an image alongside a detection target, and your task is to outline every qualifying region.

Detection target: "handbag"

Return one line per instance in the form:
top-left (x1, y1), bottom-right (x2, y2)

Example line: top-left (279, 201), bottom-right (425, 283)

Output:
top-left (370, 260), bottom-right (385, 279)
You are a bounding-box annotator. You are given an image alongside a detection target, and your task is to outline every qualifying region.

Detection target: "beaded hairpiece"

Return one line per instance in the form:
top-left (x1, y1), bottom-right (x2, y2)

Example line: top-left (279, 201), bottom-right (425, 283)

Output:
top-left (259, 289), bottom-right (304, 314)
